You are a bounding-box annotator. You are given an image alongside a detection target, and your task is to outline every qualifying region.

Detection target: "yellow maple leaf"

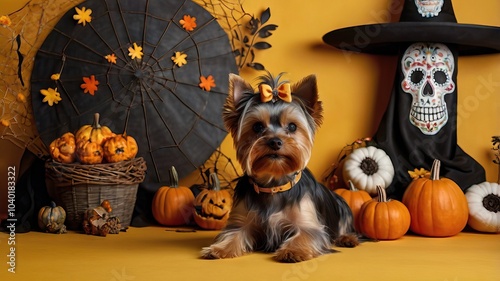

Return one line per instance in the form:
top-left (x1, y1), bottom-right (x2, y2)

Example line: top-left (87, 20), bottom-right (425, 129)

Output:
top-left (408, 168), bottom-right (430, 180)
top-left (73, 7), bottom-right (92, 26)
top-left (40, 87), bottom-right (62, 106)
top-left (171, 52), bottom-right (187, 67)
top-left (51, 73), bottom-right (60, 81)
top-left (0, 15), bottom-right (12, 27)
top-left (179, 15), bottom-right (197, 31)
top-left (199, 75), bottom-right (216, 91)
top-left (128, 43), bottom-right (143, 60)
top-left (104, 54), bottom-right (117, 64)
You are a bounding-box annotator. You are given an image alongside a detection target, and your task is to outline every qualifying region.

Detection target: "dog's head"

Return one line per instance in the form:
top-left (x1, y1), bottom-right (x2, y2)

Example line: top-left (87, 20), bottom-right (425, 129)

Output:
top-left (223, 73), bottom-right (323, 185)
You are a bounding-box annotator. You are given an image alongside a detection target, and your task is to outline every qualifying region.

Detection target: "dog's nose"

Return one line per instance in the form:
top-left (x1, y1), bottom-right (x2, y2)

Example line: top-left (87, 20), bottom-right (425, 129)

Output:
top-left (267, 137), bottom-right (283, 150)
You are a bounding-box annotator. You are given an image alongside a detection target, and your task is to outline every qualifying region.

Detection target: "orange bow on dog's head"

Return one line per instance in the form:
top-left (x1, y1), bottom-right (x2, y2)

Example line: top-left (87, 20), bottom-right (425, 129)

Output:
top-left (259, 83), bottom-right (292, 103)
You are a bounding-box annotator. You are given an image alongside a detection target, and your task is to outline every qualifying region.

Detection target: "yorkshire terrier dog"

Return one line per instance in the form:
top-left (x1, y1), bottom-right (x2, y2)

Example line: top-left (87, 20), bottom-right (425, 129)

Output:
top-left (201, 73), bottom-right (359, 262)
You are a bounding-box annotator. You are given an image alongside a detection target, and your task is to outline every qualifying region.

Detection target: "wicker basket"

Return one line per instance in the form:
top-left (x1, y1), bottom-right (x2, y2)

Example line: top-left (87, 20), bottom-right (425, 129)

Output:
top-left (45, 157), bottom-right (147, 230)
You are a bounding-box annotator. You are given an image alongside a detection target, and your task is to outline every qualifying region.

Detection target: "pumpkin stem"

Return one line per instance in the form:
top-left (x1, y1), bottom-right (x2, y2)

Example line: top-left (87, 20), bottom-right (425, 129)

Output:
top-left (483, 194), bottom-right (500, 213)
top-left (209, 173), bottom-right (221, 191)
top-left (169, 166), bottom-right (179, 187)
top-left (93, 113), bottom-right (102, 129)
top-left (376, 185), bottom-right (387, 202)
top-left (50, 201), bottom-right (57, 208)
top-left (430, 159), bottom-right (441, 180)
top-left (360, 157), bottom-right (378, 175)
top-left (347, 180), bottom-right (358, 191)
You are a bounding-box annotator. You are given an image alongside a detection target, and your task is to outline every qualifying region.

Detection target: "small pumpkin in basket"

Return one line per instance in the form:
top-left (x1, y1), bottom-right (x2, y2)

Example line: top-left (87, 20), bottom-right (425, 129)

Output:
top-left (152, 166), bottom-right (195, 226)
top-left (76, 139), bottom-right (103, 164)
top-left (75, 112), bottom-right (114, 146)
top-left (49, 132), bottom-right (77, 163)
top-left (193, 173), bottom-right (233, 230)
top-left (103, 132), bottom-right (138, 163)
top-left (38, 201), bottom-right (67, 234)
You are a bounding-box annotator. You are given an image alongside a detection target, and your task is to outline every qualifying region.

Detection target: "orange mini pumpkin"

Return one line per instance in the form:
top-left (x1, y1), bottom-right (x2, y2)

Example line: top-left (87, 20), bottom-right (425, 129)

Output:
top-left (334, 180), bottom-right (372, 232)
top-left (75, 113), bottom-right (114, 146)
top-left (152, 166), bottom-right (195, 226)
top-left (76, 139), bottom-right (103, 164)
top-left (103, 133), bottom-right (138, 163)
top-left (193, 173), bottom-right (233, 230)
top-left (49, 132), bottom-right (77, 163)
top-left (358, 186), bottom-right (410, 240)
top-left (402, 159), bottom-right (469, 237)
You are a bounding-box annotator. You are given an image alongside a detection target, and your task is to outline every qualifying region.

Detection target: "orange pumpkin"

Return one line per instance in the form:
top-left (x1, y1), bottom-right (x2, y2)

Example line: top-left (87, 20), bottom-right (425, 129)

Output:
top-left (193, 173), bottom-right (233, 230)
top-left (75, 113), bottom-right (114, 146)
top-left (152, 166), bottom-right (195, 226)
top-left (103, 133), bottom-right (138, 163)
top-left (402, 159), bottom-right (469, 237)
top-left (358, 186), bottom-right (410, 240)
top-left (334, 180), bottom-right (372, 232)
top-left (49, 132), bottom-right (77, 163)
top-left (76, 139), bottom-right (103, 164)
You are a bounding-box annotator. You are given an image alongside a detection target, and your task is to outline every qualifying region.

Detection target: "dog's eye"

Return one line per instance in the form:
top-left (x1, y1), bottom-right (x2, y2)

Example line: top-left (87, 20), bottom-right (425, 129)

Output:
top-left (288, 123), bottom-right (297, 132)
top-left (253, 122), bottom-right (265, 133)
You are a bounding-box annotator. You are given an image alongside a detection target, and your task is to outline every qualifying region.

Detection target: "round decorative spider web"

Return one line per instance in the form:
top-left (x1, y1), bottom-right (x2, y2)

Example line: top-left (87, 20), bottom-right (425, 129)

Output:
top-left (30, 0), bottom-right (238, 182)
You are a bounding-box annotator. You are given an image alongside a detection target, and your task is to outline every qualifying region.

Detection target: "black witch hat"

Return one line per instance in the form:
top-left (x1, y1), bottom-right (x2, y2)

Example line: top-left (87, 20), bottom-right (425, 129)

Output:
top-left (322, 0), bottom-right (500, 199)
top-left (323, 0), bottom-right (500, 56)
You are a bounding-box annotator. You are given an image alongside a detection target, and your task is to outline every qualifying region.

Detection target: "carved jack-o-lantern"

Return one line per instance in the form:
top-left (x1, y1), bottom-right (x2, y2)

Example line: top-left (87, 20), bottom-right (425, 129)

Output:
top-left (193, 173), bottom-right (233, 230)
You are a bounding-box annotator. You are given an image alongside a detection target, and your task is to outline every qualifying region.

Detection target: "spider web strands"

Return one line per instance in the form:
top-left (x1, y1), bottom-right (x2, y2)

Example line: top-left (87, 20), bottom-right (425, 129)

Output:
top-left (0, 0), bottom-right (83, 156)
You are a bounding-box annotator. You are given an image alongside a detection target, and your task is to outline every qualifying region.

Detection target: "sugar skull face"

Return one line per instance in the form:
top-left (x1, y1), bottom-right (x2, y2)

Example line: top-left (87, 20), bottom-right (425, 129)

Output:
top-left (414, 0), bottom-right (444, 17)
top-left (401, 43), bottom-right (455, 135)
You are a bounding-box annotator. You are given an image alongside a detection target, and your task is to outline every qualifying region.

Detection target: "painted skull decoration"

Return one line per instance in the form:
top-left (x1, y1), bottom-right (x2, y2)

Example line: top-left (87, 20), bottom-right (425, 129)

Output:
top-left (414, 0), bottom-right (444, 17)
top-left (401, 43), bottom-right (455, 135)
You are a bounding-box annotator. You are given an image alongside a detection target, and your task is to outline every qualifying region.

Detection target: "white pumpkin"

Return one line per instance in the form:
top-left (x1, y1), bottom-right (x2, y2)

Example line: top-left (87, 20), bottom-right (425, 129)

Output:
top-left (465, 181), bottom-right (500, 233)
top-left (342, 146), bottom-right (394, 195)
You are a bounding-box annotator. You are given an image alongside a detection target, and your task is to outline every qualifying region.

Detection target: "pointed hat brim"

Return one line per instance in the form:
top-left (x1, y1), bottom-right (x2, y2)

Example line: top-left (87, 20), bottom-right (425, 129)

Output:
top-left (323, 22), bottom-right (500, 56)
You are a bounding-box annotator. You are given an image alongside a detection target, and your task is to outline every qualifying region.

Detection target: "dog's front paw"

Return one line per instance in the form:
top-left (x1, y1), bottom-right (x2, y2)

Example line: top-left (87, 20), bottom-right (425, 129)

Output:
top-left (334, 234), bottom-right (359, 248)
top-left (274, 247), bottom-right (317, 263)
top-left (200, 245), bottom-right (245, 259)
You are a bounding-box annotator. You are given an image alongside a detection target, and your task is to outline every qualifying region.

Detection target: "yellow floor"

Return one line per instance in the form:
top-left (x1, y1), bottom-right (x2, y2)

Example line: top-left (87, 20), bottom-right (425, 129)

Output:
top-left (1, 227), bottom-right (499, 281)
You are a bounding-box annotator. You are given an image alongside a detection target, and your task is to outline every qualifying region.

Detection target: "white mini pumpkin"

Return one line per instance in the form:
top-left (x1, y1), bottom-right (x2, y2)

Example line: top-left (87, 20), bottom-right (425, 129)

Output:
top-left (342, 146), bottom-right (394, 195)
top-left (465, 181), bottom-right (500, 233)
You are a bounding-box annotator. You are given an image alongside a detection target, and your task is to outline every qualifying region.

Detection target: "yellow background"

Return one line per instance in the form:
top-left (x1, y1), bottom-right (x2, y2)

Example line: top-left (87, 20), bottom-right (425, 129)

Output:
top-left (1, 0), bottom-right (499, 218)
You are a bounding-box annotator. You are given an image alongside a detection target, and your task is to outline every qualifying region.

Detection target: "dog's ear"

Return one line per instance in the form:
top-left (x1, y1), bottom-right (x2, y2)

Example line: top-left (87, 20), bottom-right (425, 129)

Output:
top-left (223, 73), bottom-right (254, 137)
top-left (228, 73), bottom-right (253, 105)
top-left (292, 74), bottom-right (323, 128)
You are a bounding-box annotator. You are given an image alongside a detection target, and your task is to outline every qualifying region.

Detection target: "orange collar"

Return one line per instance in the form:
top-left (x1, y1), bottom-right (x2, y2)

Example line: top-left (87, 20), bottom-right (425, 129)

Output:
top-left (252, 171), bottom-right (302, 194)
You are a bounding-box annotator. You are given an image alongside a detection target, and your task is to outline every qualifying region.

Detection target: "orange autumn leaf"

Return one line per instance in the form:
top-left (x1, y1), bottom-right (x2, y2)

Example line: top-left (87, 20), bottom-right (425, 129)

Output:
top-left (81, 75), bottom-right (99, 95)
top-left (179, 15), bottom-right (197, 31)
top-left (199, 75), bottom-right (216, 91)
top-left (104, 54), bottom-right (117, 64)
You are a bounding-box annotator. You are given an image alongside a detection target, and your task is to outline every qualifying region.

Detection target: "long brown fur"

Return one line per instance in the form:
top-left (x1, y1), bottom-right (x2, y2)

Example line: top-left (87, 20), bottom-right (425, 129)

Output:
top-left (202, 73), bottom-right (358, 263)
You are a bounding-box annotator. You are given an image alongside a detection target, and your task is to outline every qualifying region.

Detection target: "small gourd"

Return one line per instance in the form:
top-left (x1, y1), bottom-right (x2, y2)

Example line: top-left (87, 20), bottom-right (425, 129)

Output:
top-left (342, 146), bottom-right (394, 195)
top-left (76, 139), bottom-right (103, 164)
top-left (103, 132), bottom-right (138, 163)
top-left (75, 113), bottom-right (114, 146)
top-left (358, 186), bottom-right (410, 240)
top-left (152, 166), bottom-right (195, 226)
top-left (465, 181), bottom-right (500, 233)
top-left (402, 159), bottom-right (469, 237)
top-left (193, 173), bottom-right (233, 230)
top-left (38, 201), bottom-right (67, 234)
top-left (49, 132), bottom-right (77, 163)
top-left (334, 180), bottom-right (372, 232)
